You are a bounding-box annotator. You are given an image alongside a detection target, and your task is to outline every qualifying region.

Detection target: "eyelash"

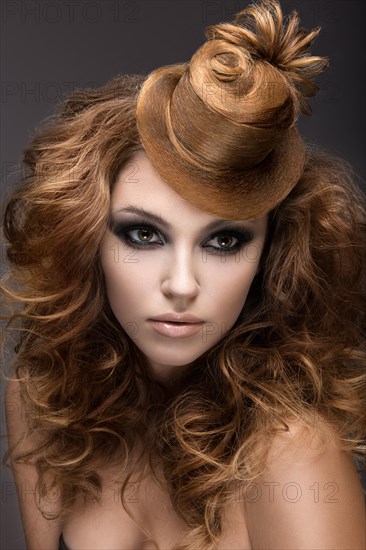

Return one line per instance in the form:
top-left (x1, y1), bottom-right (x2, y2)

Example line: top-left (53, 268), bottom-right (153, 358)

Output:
top-left (111, 221), bottom-right (254, 255)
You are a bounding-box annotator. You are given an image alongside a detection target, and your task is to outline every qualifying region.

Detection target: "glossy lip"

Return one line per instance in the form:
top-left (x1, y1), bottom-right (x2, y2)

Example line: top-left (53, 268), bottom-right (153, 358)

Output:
top-left (149, 312), bottom-right (203, 323)
top-left (148, 320), bottom-right (204, 338)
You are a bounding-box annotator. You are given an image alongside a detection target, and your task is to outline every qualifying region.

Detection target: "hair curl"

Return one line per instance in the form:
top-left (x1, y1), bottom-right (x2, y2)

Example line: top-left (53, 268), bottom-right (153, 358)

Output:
top-left (1, 1), bottom-right (366, 549)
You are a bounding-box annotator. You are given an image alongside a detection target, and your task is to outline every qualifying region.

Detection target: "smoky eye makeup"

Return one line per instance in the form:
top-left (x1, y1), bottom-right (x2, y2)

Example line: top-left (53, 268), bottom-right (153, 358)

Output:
top-left (109, 216), bottom-right (255, 256)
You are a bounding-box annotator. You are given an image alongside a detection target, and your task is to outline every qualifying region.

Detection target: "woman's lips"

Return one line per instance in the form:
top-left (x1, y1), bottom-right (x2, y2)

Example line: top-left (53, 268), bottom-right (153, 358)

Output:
top-left (147, 320), bottom-right (204, 338)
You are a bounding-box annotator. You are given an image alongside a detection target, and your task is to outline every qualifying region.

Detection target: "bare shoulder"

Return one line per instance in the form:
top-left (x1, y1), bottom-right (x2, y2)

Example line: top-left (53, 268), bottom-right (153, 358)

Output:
top-left (5, 370), bottom-right (29, 449)
top-left (244, 417), bottom-right (366, 549)
top-left (5, 371), bottom-right (63, 550)
top-left (265, 416), bottom-right (342, 465)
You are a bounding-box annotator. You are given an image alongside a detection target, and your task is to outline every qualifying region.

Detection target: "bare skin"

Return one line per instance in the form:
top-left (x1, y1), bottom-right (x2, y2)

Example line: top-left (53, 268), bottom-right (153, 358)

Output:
top-left (61, 419), bottom-right (366, 549)
top-left (61, 462), bottom-right (252, 549)
top-left (7, 373), bottom-right (364, 549)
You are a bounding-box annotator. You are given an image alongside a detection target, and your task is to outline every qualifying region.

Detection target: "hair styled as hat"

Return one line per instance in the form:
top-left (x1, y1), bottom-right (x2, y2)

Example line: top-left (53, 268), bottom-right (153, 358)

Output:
top-left (135, 0), bottom-right (329, 220)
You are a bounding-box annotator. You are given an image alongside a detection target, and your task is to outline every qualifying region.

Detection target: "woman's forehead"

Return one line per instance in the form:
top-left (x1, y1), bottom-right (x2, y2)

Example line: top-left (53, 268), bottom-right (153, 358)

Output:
top-left (112, 151), bottom-right (268, 227)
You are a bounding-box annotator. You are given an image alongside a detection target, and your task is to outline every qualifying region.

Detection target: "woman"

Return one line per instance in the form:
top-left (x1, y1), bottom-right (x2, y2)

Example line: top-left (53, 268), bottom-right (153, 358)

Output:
top-left (2, 0), bottom-right (365, 548)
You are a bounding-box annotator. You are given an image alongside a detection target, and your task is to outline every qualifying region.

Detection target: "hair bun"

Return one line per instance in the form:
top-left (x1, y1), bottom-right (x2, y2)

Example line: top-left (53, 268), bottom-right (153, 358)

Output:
top-left (136, 0), bottom-right (328, 220)
top-left (202, 0), bottom-right (329, 116)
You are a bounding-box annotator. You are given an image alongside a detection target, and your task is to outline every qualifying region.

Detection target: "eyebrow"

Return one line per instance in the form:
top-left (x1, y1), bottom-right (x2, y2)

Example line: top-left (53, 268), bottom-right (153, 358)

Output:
top-left (112, 206), bottom-right (255, 231)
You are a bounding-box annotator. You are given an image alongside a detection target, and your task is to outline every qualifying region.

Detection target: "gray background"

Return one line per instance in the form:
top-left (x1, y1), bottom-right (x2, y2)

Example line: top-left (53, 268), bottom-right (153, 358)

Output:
top-left (1, 1), bottom-right (365, 548)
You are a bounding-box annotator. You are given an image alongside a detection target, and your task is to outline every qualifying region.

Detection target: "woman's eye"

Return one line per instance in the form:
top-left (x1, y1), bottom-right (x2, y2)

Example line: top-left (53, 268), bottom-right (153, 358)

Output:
top-left (111, 222), bottom-right (163, 248)
top-left (206, 234), bottom-right (239, 251)
top-left (125, 226), bottom-right (161, 245)
top-left (204, 230), bottom-right (254, 255)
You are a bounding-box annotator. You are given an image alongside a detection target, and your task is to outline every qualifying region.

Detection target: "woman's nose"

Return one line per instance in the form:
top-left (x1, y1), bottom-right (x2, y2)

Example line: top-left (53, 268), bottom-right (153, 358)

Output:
top-left (160, 250), bottom-right (200, 299)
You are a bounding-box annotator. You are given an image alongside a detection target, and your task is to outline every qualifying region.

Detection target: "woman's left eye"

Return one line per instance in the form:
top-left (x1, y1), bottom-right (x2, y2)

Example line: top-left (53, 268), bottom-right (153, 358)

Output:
top-left (112, 223), bottom-right (253, 255)
top-left (206, 233), bottom-right (241, 253)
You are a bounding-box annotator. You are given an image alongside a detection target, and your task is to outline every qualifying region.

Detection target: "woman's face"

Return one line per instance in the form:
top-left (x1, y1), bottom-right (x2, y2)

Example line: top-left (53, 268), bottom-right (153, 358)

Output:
top-left (100, 150), bottom-right (268, 385)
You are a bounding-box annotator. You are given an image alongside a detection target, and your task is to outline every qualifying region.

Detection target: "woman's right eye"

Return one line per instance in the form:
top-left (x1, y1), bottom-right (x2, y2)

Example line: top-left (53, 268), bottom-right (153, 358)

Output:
top-left (113, 223), bottom-right (163, 248)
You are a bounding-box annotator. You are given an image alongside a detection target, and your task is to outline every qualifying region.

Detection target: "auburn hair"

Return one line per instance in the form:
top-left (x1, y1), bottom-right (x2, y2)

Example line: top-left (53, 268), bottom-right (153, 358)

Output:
top-left (2, 1), bottom-right (365, 549)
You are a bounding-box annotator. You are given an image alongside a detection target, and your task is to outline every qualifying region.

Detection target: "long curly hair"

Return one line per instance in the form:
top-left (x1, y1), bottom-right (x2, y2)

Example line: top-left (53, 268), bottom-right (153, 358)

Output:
top-left (2, 1), bottom-right (366, 549)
